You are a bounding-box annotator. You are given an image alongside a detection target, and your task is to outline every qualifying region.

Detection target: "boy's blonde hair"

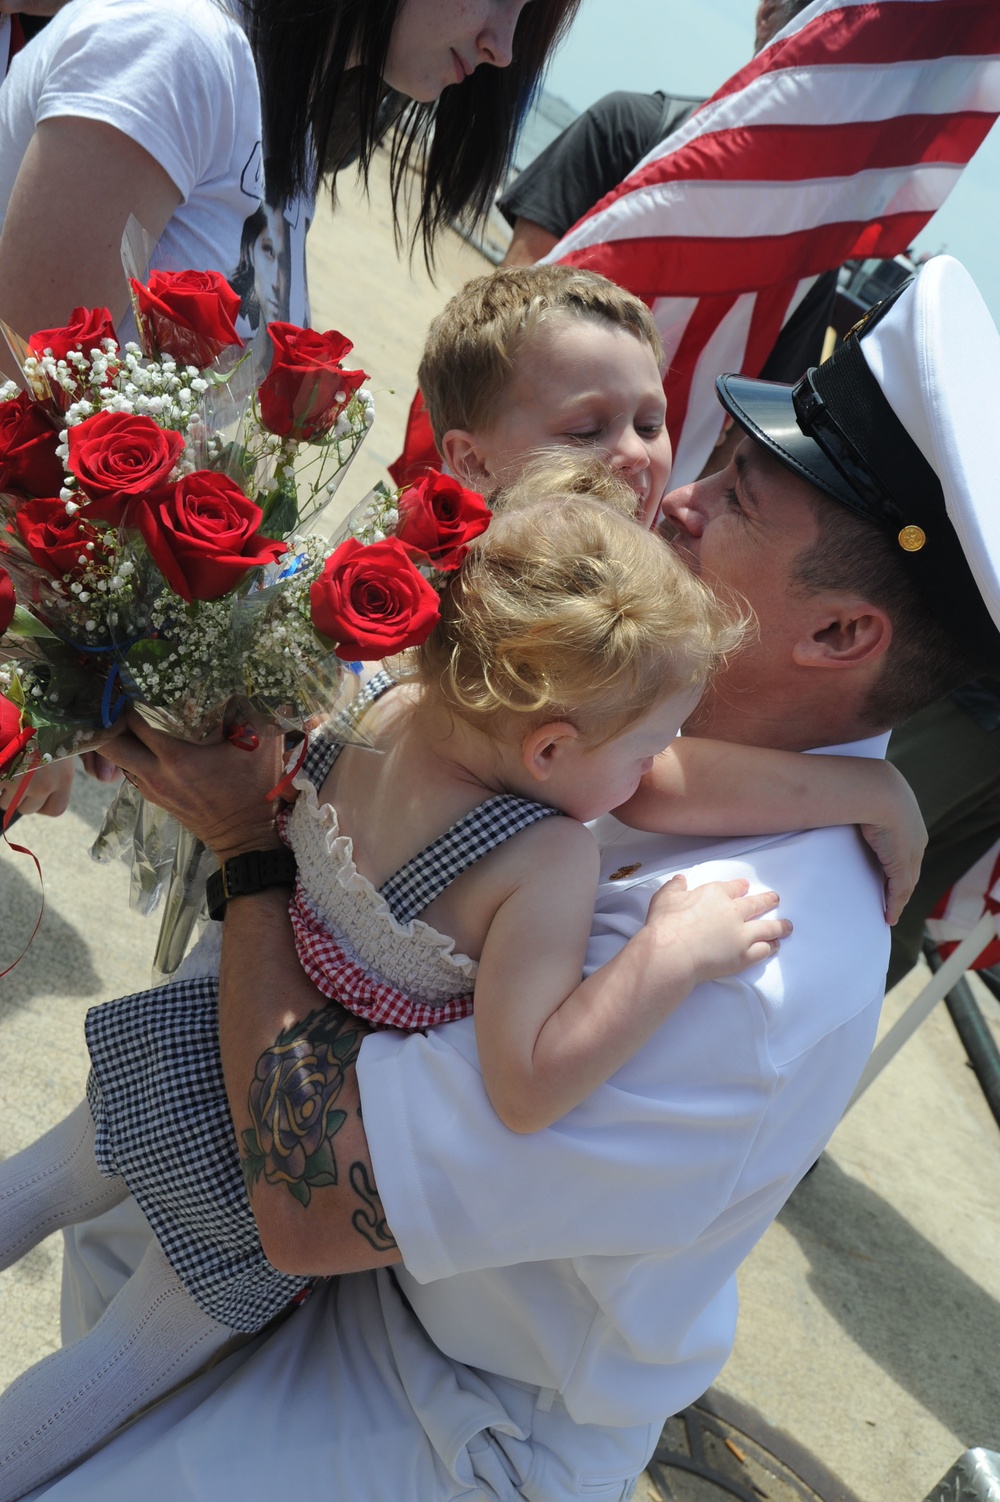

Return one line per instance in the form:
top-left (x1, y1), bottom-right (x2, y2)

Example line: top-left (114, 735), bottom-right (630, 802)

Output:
top-left (412, 456), bottom-right (746, 746)
top-left (418, 265), bottom-right (664, 448)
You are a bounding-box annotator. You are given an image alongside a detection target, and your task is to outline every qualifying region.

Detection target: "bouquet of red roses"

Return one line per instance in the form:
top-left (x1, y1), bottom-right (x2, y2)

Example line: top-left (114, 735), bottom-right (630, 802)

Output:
top-left (0, 268), bottom-right (492, 970)
top-left (0, 271), bottom-right (379, 782)
top-left (91, 465), bottom-right (492, 973)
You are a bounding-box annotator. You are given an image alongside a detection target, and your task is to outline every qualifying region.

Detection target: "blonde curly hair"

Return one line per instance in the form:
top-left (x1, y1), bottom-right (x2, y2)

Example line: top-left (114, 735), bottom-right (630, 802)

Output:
top-left (409, 456), bottom-right (746, 746)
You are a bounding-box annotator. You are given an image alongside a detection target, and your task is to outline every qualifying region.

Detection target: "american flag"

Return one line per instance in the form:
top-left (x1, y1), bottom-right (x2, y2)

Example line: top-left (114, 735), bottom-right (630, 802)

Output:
top-left (549, 0), bottom-right (1000, 484)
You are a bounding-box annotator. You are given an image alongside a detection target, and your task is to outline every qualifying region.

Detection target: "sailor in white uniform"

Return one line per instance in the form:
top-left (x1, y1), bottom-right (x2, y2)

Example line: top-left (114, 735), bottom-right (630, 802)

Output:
top-left (39, 254), bottom-right (1000, 1501)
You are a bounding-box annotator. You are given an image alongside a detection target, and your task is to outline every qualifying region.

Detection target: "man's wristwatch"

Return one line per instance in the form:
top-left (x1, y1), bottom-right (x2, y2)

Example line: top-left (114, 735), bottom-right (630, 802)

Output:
top-left (206, 848), bottom-right (298, 923)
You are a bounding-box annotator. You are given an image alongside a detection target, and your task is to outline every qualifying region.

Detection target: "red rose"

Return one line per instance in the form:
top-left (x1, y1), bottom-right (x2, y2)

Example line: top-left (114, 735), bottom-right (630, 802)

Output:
top-left (0, 393), bottom-right (65, 497)
top-left (0, 693), bottom-right (34, 777)
top-left (129, 471), bottom-right (286, 602)
top-left (27, 306), bottom-right (117, 368)
top-left (258, 323), bottom-right (368, 441)
top-left (67, 412), bottom-right (185, 525)
top-left (14, 500), bottom-right (109, 580)
top-left (0, 567), bottom-right (15, 633)
top-left (310, 536), bottom-right (440, 660)
top-left (395, 471), bottom-right (491, 571)
top-left (130, 269), bottom-right (243, 368)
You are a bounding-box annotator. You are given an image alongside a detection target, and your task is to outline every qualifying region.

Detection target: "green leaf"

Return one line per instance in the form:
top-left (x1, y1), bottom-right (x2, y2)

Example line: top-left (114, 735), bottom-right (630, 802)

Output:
top-left (214, 441), bottom-right (255, 488)
top-left (242, 1128), bottom-right (261, 1154)
top-left (303, 1141), bottom-right (338, 1185)
top-left (332, 1032), bottom-right (358, 1061)
top-left (8, 606), bottom-right (62, 640)
top-left (324, 1109), bottom-right (347, 1139)
top-left (287, 1179), bottom-right (312, 1208)
top-left (124, 637), bottom-right (173, 672)
top-left (259, 473), bottom-right (299, 539)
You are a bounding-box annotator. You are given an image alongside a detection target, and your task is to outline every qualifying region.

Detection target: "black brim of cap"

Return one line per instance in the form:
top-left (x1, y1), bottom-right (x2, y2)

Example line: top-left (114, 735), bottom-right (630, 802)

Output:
top-left (716, 372), bottom-right (870, 515)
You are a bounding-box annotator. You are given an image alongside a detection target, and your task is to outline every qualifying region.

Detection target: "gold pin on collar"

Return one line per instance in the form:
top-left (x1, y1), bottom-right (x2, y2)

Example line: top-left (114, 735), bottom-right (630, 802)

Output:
top-left (898, 525), bottom-right (926, 552)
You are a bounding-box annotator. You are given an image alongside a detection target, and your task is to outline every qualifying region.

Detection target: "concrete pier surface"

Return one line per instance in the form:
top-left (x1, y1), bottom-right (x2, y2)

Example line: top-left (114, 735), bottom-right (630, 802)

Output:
top-left (3, 155), bottom-right (999, 1501)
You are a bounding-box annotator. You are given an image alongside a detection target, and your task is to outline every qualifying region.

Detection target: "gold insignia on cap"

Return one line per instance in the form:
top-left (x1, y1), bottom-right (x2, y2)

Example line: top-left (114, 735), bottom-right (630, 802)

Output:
top-left (898, 525), bottom-right (926, 552)
top-left (608, 863), bottom-right (642, 881)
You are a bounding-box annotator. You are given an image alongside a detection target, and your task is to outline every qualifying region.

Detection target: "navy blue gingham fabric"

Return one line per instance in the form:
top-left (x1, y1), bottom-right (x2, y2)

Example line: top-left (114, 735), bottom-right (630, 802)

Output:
top-left (302, 672), bottom-right (559, 924)
top-left (380, 797), bottom-right (558, 924)
top-left (86, 977), bottom-right (311, 1333)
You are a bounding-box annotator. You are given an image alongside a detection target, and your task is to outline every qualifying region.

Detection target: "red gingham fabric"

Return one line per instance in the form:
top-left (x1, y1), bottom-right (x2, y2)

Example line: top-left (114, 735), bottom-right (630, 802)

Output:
top-left (289, 882), bottom-right (474, 1032)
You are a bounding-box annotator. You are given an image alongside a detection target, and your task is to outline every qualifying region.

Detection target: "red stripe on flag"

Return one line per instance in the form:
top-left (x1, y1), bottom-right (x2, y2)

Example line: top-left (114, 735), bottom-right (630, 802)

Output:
top-left (622, 112), bottom-right (994, 193)
top-left (663, 295), bottom-right (740, 450)
top-left (559, 212), bottom-right (936, 298)
top-left (742, 279), bottom-right (803, 378)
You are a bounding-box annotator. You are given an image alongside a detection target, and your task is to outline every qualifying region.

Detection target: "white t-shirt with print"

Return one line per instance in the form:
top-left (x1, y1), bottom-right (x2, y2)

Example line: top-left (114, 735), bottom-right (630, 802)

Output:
top-left (0, 0), bottom-right (313, 340)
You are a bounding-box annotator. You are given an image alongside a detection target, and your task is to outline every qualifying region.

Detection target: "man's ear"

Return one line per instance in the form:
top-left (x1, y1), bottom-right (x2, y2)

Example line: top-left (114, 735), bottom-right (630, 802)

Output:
top-left (792, 598), bottom-right (893, 669)
top-left (440, 429), bottom-right (492, 490)
top-left (521, 721), bottom-right (580, 783)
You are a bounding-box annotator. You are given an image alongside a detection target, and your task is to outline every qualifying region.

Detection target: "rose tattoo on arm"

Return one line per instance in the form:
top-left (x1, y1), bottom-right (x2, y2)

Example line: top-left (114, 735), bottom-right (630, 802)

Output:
top-left (241, 1005), bottom-right (398, 1254)
top-left (242, 1006), bottom-right (359, 1207)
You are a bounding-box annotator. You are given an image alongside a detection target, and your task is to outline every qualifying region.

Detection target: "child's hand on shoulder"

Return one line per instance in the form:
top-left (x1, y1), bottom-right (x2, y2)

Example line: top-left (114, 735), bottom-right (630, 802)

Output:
top-left (644, 874), bottom-right (791, 986)
top-left (857, 764), bottom-right (927, 925)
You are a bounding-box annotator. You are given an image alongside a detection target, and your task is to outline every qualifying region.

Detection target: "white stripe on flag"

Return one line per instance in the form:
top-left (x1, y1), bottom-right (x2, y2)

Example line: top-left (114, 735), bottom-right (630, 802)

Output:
top-left (558, 165), bottom-right (964, 251)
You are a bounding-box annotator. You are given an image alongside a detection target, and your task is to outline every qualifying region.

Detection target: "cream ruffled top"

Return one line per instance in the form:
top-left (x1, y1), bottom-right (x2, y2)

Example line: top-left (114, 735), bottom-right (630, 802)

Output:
top-left (286, 770), bottom-right (479, 1006)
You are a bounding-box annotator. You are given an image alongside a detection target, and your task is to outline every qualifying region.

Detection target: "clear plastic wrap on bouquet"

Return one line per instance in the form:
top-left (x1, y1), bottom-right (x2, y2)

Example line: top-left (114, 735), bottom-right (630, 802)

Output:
top-left (91, 778), bottom-right (182, 914)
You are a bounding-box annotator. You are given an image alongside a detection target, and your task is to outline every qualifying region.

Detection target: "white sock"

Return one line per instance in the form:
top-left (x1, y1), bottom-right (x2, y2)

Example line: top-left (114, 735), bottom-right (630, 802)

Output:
top-left (0, 1239), bottom-right (232, 1499)
top-left (0, 1101), bottom-right (127, 1271)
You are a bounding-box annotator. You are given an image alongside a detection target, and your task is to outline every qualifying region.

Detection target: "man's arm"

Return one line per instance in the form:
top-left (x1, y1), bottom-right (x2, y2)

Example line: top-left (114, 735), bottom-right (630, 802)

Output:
top-left (217, 890), bottom-right (400, 1274)
top-left (106, 717), bottom-right (400, 1276)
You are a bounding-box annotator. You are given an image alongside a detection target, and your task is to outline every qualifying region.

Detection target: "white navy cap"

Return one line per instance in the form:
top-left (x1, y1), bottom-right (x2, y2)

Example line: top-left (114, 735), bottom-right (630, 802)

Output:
top-left (716, 256), bottom-right (1000, 667)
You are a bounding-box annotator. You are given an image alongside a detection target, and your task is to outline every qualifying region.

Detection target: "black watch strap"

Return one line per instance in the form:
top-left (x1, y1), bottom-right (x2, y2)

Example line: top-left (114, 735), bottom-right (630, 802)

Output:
top-left (206, 848), bottom-right (298, 922)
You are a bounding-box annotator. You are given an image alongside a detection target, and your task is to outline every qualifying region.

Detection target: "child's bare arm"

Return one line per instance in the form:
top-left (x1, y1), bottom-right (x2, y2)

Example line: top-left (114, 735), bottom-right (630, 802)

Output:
top-left (473, 818), bottom-right (789, 1134)
top-left (614, 738), bottom-right (925, 925)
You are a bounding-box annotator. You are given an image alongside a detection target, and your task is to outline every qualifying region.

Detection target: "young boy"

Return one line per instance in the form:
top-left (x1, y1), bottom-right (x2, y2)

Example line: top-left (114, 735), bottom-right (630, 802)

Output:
top-left (417, 264), bottom-right (673, 525)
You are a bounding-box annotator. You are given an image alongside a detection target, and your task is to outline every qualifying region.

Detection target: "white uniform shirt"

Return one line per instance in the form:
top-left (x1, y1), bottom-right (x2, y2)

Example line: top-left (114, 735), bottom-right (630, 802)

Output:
top-left (359, 736), bottom-right (890, 1448)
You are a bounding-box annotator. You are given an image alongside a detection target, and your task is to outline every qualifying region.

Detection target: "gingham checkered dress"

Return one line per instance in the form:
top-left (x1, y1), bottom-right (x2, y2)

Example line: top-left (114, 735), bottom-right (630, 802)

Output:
top-left (284, 674), bottom-right (559, 1030)
top-left (86, 672), bottom-right (557, 1332)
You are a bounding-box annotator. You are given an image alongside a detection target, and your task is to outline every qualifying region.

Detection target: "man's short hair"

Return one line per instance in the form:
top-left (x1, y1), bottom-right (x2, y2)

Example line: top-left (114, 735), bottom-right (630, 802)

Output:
top-left (418, 265), bottom-right (664, 447)
top-left (792, 498), bottom-right (988, 728)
